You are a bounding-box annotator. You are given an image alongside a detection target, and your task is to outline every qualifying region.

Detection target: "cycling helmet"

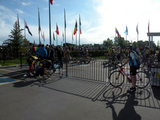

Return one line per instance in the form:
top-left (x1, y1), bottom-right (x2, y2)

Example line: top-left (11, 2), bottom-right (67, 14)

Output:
top-left (126, 45), bottom-right (132, 49)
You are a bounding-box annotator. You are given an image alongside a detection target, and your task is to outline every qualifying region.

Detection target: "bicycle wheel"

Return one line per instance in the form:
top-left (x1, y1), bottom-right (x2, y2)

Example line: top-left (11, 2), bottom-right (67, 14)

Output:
top-left (136, 71), bottom-right (150, 89)
top-left (109, 71), bottom-right (124, 87)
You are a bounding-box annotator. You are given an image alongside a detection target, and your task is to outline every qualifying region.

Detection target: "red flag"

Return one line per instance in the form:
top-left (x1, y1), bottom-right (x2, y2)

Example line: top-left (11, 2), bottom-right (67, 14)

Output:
top-left (50, 0), bottom-right (53, 5)
top-left (55, 24), bottom-right (59, 35)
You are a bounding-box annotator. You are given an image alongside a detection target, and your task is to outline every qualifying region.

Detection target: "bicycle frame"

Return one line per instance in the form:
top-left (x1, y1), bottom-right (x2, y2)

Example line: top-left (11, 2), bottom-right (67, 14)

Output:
top-left (117, 67), bottom-right (131, 81)
top-left (117, 67), bottom-right (142, 82)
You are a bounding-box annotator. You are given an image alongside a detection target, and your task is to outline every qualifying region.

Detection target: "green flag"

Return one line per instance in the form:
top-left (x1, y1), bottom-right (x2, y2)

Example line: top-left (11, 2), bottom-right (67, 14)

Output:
top-left (53, 32), bottom-right (55, 41)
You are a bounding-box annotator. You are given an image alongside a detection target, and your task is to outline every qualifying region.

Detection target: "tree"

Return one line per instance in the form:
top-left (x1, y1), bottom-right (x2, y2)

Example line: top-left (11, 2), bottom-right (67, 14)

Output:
top-left (114, 37), bottom-right (126, 48)
top-left (5, 21), bottom-right (24, 57)
top-left (103, 38), bottom-right (113, 47)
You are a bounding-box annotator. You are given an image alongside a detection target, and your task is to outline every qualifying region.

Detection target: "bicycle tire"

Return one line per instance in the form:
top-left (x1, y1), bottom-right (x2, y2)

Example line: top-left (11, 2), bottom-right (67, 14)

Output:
top-left (136, 71), bottom-right (150, 89)
top-left (109, 71), bottom-right (124, 87)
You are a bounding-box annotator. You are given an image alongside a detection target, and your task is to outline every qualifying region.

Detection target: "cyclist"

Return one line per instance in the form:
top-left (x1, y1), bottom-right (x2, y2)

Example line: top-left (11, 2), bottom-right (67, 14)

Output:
top-left (35, 44), bottom-right (50, 79)
top-left (116, 46), bottom-right (121, 63)
top-left (85, 48), bottom-right (88, 59)
top-left (64, 47), bottom-right (70, 63)
top-left (121, 45), bottom-right (138, 93)
top-left (111, 47), bottom-right (117, 64)
top-left (156, 47), bottom-right (160, 65)
top-left (48, 45), bottom-right (56, 73)
top-left (80, 47), bottom-right (85, 58)
top-left (57, 47), bottom-right (64, 67)
top-left (144, 46), bottom-right (151, 60)
top-left (25, 48), bottom-right (38, 77)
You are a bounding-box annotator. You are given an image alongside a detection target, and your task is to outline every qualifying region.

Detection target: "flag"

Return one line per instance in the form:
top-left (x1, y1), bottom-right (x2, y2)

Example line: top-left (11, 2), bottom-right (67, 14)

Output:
top-left (115, 28), bottom-right (121, 37)
top-left (73, 21), bottom-right (78, 35)
top-left (124, 26), bottom-right (128, 35)
top-left (53, 32), bottom-right (55, 40)
top-left (64, 9), bottom-right (66, 29)
top-left (55, 24), bottom-right (59, 35)
top-left (25, 20), bottom-right (32, 36)
top-left (50, 0), bottom-right (53, 5)
top-left (38, 8), bottom-right (41, 33)
top-left (148, 21), bottom-right (149, 33)
top-left (79, 15), bottom-right (82, 34)
top-left (136, 24), bottom-right (139, 35)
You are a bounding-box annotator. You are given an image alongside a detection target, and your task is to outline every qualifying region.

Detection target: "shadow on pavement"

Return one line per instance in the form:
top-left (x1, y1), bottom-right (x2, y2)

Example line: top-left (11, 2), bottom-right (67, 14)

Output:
top-left (151, 86), bottom-right (160, 100)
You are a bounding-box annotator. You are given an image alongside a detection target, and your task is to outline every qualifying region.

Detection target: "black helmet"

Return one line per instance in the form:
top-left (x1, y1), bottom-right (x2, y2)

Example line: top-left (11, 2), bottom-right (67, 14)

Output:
top-left (126, 45), bottom-right (132, 49)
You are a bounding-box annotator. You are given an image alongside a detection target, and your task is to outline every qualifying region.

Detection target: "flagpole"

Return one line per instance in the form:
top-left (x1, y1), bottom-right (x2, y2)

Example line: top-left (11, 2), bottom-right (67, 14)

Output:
top-left (49, 0), bottom-right (51, 46)
top-left (76, 19), bottom-right (77, 47)
top-left (64, 9), bottom-right (66, 47)
top-left (79, 14), bottom-right (80, 46)
top-left (24, 19), bottom-right (26, 39)
top-left (38, 7), bottom-right (40, 45)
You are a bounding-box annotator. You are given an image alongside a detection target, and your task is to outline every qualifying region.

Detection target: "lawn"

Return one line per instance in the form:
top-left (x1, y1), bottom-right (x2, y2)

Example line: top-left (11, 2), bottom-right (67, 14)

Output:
top-left (0, 57), bottom-right (28, 66)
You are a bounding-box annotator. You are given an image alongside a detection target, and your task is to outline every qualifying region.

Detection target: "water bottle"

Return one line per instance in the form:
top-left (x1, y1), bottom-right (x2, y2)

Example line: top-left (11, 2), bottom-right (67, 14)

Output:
top-left (126, 73), bottom-right (129, 77)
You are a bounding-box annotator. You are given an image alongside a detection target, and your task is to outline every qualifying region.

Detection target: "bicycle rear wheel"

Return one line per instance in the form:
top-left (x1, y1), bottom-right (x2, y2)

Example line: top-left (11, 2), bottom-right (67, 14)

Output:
top-left (109, 71), bottom-right (124, 87)
top-left (136, 71), bottom-right (150, 89)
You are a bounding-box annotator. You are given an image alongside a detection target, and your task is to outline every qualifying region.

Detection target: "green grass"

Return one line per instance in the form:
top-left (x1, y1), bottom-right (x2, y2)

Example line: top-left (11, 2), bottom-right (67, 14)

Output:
top-left (0, 57), bottom-right (28, 66)
top-left (93, 56), bottom-right (106, 59)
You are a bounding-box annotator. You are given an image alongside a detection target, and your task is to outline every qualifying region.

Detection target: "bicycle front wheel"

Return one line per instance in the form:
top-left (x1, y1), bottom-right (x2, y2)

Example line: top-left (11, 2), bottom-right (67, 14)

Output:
top-left (136, 71), bottom-right (150, 89)
top-left (109, 71), bottom-right (124, 87)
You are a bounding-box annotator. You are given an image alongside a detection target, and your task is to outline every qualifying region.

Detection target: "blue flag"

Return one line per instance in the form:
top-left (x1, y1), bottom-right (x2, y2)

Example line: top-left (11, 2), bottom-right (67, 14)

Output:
top-left (25, 21), bottom-right (32, 36)
top-left (124, 26), bottom-right (128, 35)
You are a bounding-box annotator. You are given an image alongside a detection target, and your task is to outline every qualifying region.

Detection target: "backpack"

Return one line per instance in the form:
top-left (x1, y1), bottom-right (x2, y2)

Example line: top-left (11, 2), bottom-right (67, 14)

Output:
top-left (132, 51), bottom-right (142, 69)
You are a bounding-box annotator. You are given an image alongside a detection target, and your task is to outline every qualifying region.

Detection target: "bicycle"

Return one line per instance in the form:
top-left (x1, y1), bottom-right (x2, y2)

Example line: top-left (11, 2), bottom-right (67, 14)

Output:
top-left (109, 64), bottom-right (150, 89)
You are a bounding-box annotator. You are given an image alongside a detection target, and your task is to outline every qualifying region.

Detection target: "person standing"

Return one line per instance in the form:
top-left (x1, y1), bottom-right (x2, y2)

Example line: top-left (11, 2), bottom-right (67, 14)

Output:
top-left (122, 45), bottom-right (138, 93)
top-left (57, 47), bottom-right (64, 67)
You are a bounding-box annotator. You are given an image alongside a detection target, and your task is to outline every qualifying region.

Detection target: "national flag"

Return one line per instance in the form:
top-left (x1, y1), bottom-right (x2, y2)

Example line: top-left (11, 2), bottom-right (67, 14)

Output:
top-left (124, 26), bottom-right (128, 35)
top-left (73, 21), bottom-right (78, 35)
top-left (55, 24), bottom-right (59, 35)
top-left (79, 15), bottom-right (82, 34)
top-left (115, 28), bottom-right (121, 37)
top-left (136, 24), bottom-right (139, 35)
top-left (53, 32), bottom-right (55, 40)
top-left (50, 0), bottom-right (53, 5)
top-left (38, 8), bottom-right (41, 33)
top-left (25, 20), bottom-right (32, 36)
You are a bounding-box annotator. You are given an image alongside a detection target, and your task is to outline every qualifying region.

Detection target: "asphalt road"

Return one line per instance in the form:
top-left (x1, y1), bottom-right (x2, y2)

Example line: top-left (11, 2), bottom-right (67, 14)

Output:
top-left (0, 64), bottom-right (160, 120)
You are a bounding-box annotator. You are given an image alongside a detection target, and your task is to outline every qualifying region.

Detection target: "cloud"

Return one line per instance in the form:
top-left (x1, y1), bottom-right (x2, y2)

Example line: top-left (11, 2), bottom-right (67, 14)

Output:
top-left (15, 9), bottom-right (24, 14)
top-left (90, 0), bottom-right (160, 44)
top-left (21, 2), bottom-right (31, 6)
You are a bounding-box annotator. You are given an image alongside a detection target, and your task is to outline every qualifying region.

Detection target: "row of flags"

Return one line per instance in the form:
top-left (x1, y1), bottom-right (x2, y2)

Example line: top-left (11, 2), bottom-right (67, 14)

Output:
top-left (18, 0), bottom-right (82, 44)
top-left (115, 22), bottom-right (150, 38)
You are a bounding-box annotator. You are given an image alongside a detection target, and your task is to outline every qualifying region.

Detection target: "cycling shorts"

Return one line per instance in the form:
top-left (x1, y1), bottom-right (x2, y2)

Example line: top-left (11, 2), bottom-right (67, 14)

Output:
top-left (130, 66), bottom-right (137, 75)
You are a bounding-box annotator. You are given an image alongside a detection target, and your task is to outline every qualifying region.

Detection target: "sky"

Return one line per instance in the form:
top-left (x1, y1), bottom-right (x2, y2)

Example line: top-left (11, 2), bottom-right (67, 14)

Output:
top-left (1, 0), bottom-right (160, 46)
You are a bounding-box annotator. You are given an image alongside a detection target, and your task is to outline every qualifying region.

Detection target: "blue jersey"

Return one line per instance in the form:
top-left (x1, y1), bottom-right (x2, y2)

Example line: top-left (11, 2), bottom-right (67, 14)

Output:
top-left (128, 51), bottom-right (138, 67)
top-left (35, 47), bottom-right (47, 58)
